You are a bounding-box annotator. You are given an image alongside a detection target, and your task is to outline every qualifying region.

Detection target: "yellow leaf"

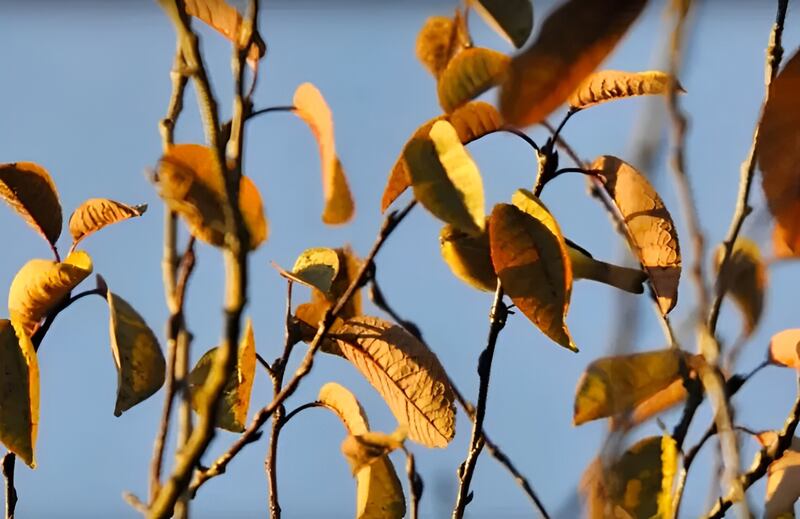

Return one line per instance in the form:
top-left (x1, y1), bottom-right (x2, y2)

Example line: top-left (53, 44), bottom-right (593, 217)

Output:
top-left (188, 319), bottom-right (256, 432)
top-left (769, 329), bottom-right (800, 369)
top-left (155, 143), bottom-right (268, 250)
top-left (0, 320), bottom-right (39, 468)
top-left (107, 291), bottom-right (166, 416)
top-left (415, 16), bottom-right (458, 77)
top-left (592, 155), bottom-right (681, 314)
top-left (406, 120), bottom-right (485, 235)
top-left (439, 222), bottom-right (497, 292)
top-left (437, 47), bottom-right (510, 113)
top-left (499, 0), bottom-right (647, 127)
top-left (469, 0), bottom-right (534, 49)
top-left (491, 194), bottom-right (576, 351)
top-left (758, 49), bottom-right (800, 256)
top-left (277, 247), bottom-right (340, 294)
top-left (8, 250), bottom-right (93, 336)
top-left (610, 377), bottom-right (688, 431)
top-left (714, 238), bottom-right (766, 336)
top-left (183, 0), bottom-right (265, 66)
top-left (68, 198), bottom-right (147, 247)
top-left (381, 101), bottom-right (502, 212)
top-left (566, 239), bottom-right (647, 294)
top-left (0, 162), bottom-right (62, 248)
top-left (318, 382), bottom-right (370, 435)
top-left (341, 428), bottom-right (406, 475)
top-left (331, 316), bottom-right (456, 448)
top-left (293, 83), bottom-right (355, 225)
top-left (765, 437), bottom-right (800, 518)
top-left (569, 70), bottom-right (680, 110)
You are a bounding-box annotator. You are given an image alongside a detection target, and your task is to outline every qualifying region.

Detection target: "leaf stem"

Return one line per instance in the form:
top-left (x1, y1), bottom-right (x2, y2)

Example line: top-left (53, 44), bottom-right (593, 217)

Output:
top-left (249, 105), bottom-right (296, 120)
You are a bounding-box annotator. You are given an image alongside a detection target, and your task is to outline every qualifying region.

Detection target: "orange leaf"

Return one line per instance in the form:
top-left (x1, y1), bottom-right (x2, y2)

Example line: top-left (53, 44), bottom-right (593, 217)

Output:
top-left (184, 0), bottom-right (265, 66)
top-left (437, 47), bottom-right (510, 113)
top-left (769, 329), bottom-right (800, 369)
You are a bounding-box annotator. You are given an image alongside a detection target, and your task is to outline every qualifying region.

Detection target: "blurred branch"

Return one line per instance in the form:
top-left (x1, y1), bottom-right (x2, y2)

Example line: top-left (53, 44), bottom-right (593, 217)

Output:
top-left (2, 452), bottom-right (16, 519)
top-left (403, 447), bottom-right (423, 519)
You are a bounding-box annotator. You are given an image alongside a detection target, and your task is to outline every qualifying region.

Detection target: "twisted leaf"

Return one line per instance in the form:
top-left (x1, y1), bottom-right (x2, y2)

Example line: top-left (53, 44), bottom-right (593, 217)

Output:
top-left (437, 47), bottom-right (510, 113)
top-left (0, 162), bottom-right (62, 248)
top-left (0, 320), bottom-right (39, 467)
top-left (69, 198), bottom-right (147, 246)
top-left (569, 70), bottom-right (679, 110)
top-left (469, 0), bottom-right (533, 48)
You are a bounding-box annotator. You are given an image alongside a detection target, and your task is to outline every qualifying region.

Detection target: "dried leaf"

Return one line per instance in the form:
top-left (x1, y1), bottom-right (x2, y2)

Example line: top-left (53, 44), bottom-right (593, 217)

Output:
top-left (331, 316), bottom-right (456, 448)
top-left (469, 0), bottom-right (533, 49)
top-left (416, 16), bottom-right (458, 77)
top-left (714, 238), bottom-right (766, 336)
top-left (769, 329), bottom-right (800, 369)
top-left (8, 251), bottom-right (93, 336)
top-left (279, 247), bottom-right (340, 294)
top-left (566, 239), bottom-right (647, 294)
top-left (293, 83), bottom-right (355, 225)
top-left (184, 0), bottom-right (265, 66)
top-left (107, 291), bottom-right (166, 416)
top-left (0, 162), bottom-right (62, 247)
top-left (439, 221), bottom-right (496, 292)
top-left (69, 198), bottom-right (147, 246)
top-left (437, 47), bottom-right (510, 113)
top-left (0, 320), bottom-right (39, 468)
top-left (764, 437), bottom-right (800, 518)
top-left (319, 382), bottom-right (370, 435)
top-left (758, 49), bottom-right (800, 256)
top-left (592, 155), bottom-right (681, 314)
top-left (188, 319), bottom-right (256, 432)
top-left (381, 101), bottom-right (502, 212)
top-left (490, 192), bottom-right (576, 351)
top-left (341, 428), bottom-right (406, 475)
top-left (406, 120), bottom-right (485, 235)
top-left (569, 70), bottom-right (679, 110)
top-left (500, 0), bottom-right (647, 127)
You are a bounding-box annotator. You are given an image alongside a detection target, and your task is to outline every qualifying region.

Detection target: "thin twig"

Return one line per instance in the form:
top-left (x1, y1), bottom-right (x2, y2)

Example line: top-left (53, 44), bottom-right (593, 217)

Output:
top-left (2, 453), bottom-right (16, 519)
top-left (249, 105), bottom-right (296, 120)
top-left (403, 447), bottom-right (423, 519)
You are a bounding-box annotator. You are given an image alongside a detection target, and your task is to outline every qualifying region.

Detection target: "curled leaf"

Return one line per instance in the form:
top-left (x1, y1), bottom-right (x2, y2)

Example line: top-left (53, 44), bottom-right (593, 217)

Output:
top-left (69, 198), bottom-right (147, 247)
top-left (107, 291), bottom-right (166, 416)
top-left (592, 155), bottom-right (681, 314)
top-left (714, 238), bottom-right (766, 336)
top-left (0, 320), bottom-right (39, 468)
top-left (341, 428), bottom-right (406, 475)
top-left (439, 222), bottom-right (496, 292)
top-left (437, 47), bottom-right (510, 113)
top-left (8, 251), bottom-right (93, 335)
top-left (469, 0), bottom-right (533, 49)
top-left (768, 329), bottom-right (800, 369)
top-left (184, 0), bottom-right (265, 66)
top-left (566, 240), bottom-right (647, 294)
top-left (318, 382), bottom-right (370, 435)
top-left (0, 162), bottom-right (62, 247)
top-left (278, 247), bottom-right (340, 294)
top-left (569, 70), bottom-right (679, 110)
top-left (293, 83), bottom-right (355, 225)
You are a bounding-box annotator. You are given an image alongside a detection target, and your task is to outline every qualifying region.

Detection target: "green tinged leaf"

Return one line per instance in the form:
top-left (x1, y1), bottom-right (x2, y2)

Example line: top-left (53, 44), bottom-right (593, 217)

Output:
top-left (0, 320), bottom-right (39, 467)
top-left (278, 247), bottom-right (340, 294)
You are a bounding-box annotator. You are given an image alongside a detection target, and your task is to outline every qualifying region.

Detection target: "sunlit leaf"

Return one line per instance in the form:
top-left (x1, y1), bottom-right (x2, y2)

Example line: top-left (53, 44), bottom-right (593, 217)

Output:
top-left (610, 377), bottom-right (687, 431)
top-left (569, 70), bottom-right (679, 110)
top-left (183, 0), bottom-right (265, 66)
top-left (469, 0), bottom-right (533, 48)
top-left (758, 49), bottom-right (800, 256)
top-left (381, 101), bottom-right (501, 212)
top-left (763, 436), bottom-right (800, 518)
top-left (490, 192), bottom-right (576, 351)
top-left (500, 0), bottom-right (647, 127)
top-left (566, 239), bottom-right (647, 294)
top-left (331, 316), bottom-right (456, 448)
top-left (0, 162), bottom-right (62, 248)
top-left (155, 143), bottom-right (268, 250)
top-left (415, 16), bottom-right (458, 77)
top-left (406, 120), bottom-right (485, 235)
top-left (769, 329), bottom-right (800, 369)
top-left (8, 251), bottom-right (93, 336)
top-left (0, 320), bottom-right (39, 468)
top-left (341, 428), bottom-right (406, 475)
top-left (437, 47), bottom-right (510, 113)
top-left (107, 291), bottom-right (166, 416)
top-left (319, 382), bottom-right (370, 435)
top-left (592, 155), bottom-right (681, 314)
top-left (439, 221), bottom-right (497, 292)
top-left (714, 238), bottom-right (766, 336)
top-left (69, 198), bottom-right (147, 247)
top-left (278, 247), bottom-right (340, 294)
top-left (293, 82), bottom-right (355, 225)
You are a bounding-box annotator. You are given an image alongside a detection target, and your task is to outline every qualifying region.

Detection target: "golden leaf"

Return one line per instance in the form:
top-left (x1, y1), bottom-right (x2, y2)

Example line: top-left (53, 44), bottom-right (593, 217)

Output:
top-left (415, 16), bottom-right (458, 77)
top-left (714, 238), bottom-right (766, 336)
top-left (107, 291), bottom-right (166, 416)
top-left (592, 155), bottom-right (681, 314)
top-left (439, 221), bottom-right (496, 292)
top-left (490, 192), bottom-right (576, 351)
top-left (68, 198), bottom-right (147, 247)
top-left (469, 0), bottom-right (533, 49)
top-left (566, 239), bottom-right (647, 294)
top-left (183, 0), bottom-right (265, 66)
top-left (569, 70), bottom-right (680, 110)
top-left (341, 428), bottom-right (406, 475)
top-left (437, 47), bottom-right (510, 113)
top-left (188, 319), bottom-right (256, 432)
top-left (381, 101), bottom-right (502, 212)
top-left (499, 0), bottom-right (647, 127)
top-left (8, 251), bottom-right (93, 336)
top-left (293, 82), bottom-right (355, 225)
top-left (769, 329), bottom-right (800, 369)
top-left (331, 316), bottom-right (456, 448)
top-left (0, 320), bottom-right (39, 468)
top-left (155, 143), bottom-right (268, 250)
top-left (319, 382), bottom-right (370, 435)
top-left (278, 247), bottom-right (340, 294)
top-left (764, 437), bottom-right (800, 518)
top-left (406, 120), bottom-right (485, 235)
top-left (610, 377), bottom-right (687, 431)
top-left (0, 162), bottom-right (62, 247)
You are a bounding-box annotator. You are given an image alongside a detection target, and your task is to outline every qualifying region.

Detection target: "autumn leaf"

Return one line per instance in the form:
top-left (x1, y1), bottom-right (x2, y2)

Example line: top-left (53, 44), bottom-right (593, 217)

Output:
top-left (499, 0), bottom-right (648, 127)
top-left (469, 0), bottom-right (533, 49)
top-left (405, 120), bottom-right (485, 235)
top-left (8, 251), bottom-right (93, 336)
top-left (762, 436), bottom-right (800, 518)
top-left (592, 155), bottom-right (681, 314)
top-left (277, 247), bottom-right (340, 294)
top-left (437, 47), bottom-right (510, 113)
top-left (490, 193), bottom-right (576, 351)
top-left (439, 221), bottom-right (497, 292)
top-left (768, 329), bottom-right (800, 369)
top-left (566, 239), bottom-right (647, 294)
top-left (183, 0), bottom-right (265, 66)
top-left (107, 291), bottom-right (166, 416)
top-left (331, 316), bottom-right (456, 448)
top-left (0, 162), bottom-right (62, 249)
top-left (188, 319), bottom-right (256, 432)
top-left (0, 320), bottom-right (39, 468)
top-left (610, 377), bottom-right (688, 431)
top-left (569, 70), bottom-right (680, 110)
top-left (341, 428), bottom-right (406, 475)
top-left (293, 82), bottom-right (355, 225)
top-left (381, 101), bottom-right (502, 212)
top-left (69, 198), bottom-right (147, 247)
top-left (714, 238), bottom-right (766, 336)
top-left (415, 16), bottom-right (460, 77)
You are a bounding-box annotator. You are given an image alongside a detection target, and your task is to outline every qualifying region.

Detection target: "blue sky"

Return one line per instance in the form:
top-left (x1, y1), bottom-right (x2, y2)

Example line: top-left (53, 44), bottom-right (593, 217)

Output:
top-left (1, 1), bottom-right (799, 517)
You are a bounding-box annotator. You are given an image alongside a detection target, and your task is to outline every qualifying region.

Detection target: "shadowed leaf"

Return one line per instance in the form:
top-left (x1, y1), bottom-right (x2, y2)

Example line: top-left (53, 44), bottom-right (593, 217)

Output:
top-left (569, 70), bottom-right (680, 110)
top-left (437, 47), bottom-right (510, 113)
top-left (469, 0), bottom-right (533, 48)
top-left (714, 238), bottom-right (766, 336)
top-left (769, 329), bottom-right (800, 369)
top-left (0, 162), bottom-right (62, 248)
top-left (566, 239), bottom-right (647, 294)
top-left (415, 16), bottom-right (459, 77)
top-left (69, 198), bottom-right (147, 247)
top-left (0, 320), bottom-right (39, 468)
top-left (762, 436), bottom-right (800, 518)
top-left (439, 221), bottom-right (496, 292)
top-left (184, 0), bottom-right (265, 66)
top-left (278, 247), bottom-right (340, 294)
top-left (610, 377), bottom-right (688, 431)
top-left (341, 428), bottom-right (406, 475)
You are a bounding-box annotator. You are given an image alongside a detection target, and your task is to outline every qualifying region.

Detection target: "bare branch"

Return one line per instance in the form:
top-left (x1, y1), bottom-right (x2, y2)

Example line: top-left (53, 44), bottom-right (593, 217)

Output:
top-left (2, 452), bottom-right (17, 519)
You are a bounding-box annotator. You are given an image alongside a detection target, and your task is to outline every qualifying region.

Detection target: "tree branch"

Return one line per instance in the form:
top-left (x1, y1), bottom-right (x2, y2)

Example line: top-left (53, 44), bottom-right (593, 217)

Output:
top-left (403, 447), bottom-right (423, 519)
top-left (2, 453), bottom-right (16, 519)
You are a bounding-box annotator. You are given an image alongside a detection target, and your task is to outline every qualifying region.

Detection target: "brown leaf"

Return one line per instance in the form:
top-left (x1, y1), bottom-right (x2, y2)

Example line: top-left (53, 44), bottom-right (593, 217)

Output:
top-left (769, 329), bottom-right (800, 369)
top-left (437, 47), bottom-right (510, 113)
top-left (569, 70), bottom-right (680, 110)
top-left (69, 198), bottom-right (147, 247)
top-left (469, 0), bottom-right (533, 49)
top-left (184, 0), bottom-right (265, 66)
top-left (500, 0), bottom-right (647, 127)
top-left (0, 162), bottom-right (62, 248)
top-left (714, 238), bottom-right (767, 336)
top-left (0, 320), bottom-right (39, 468)
top-left (415, 16), bottom-right (459, 77)
top-left (592, 155), bottom-right (681, 314)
